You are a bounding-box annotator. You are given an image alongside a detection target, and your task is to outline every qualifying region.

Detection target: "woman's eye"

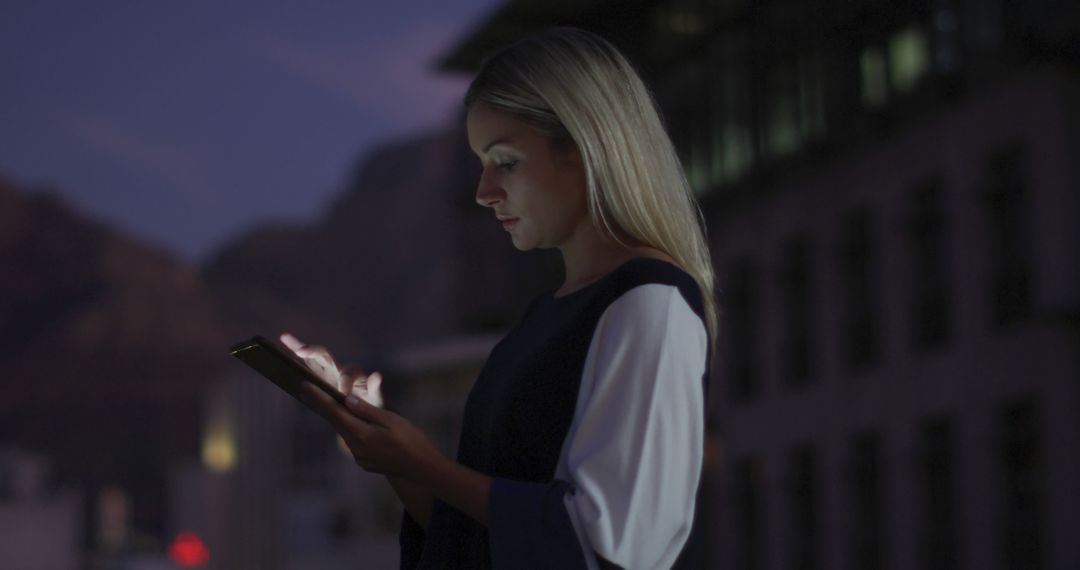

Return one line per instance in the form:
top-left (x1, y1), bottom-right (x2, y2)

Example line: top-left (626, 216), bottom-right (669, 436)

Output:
top-left (497, 160), bottom-right (518, 171)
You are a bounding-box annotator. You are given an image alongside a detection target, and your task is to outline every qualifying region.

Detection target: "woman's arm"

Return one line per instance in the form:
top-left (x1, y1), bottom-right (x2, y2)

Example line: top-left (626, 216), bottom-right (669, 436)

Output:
top-left (401, 449), bottom-right (492, 526)
top-left (279, 333), bottom-right (461, 527)
top-left (298, 385), bottom-right (493, 526)
top-left (385, 453), bottom-right (496, 530)
top-left (388, 475), bottom-right (433, 528)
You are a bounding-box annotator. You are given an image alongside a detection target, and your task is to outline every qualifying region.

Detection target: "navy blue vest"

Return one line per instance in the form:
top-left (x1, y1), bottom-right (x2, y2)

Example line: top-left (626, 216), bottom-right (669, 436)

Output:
top-left (401, 258), bottom-right (709, 569)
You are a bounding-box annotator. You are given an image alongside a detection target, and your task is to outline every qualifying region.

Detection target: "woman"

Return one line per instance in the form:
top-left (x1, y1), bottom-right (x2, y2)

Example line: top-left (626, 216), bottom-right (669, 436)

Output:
top-left (286, 27), bottom-right (716, 569)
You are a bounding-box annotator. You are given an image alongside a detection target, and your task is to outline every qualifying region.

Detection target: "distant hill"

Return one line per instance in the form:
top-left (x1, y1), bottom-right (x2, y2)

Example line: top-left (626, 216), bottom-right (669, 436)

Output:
top-left (0, 177), bottom-right (253, 532)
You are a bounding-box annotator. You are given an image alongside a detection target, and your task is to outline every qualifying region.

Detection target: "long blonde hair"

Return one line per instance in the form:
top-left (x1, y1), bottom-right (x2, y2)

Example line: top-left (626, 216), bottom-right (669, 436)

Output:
top-left (465, 27), bottom-right (718, 341)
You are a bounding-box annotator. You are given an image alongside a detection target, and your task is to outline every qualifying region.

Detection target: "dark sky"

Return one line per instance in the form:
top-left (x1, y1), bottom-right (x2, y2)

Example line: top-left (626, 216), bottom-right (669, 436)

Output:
top-left (0, 1), bottom-right (501, 261)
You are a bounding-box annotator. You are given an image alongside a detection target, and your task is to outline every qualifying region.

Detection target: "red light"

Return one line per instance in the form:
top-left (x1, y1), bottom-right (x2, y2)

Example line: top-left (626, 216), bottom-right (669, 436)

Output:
top-left (168, 531), bottom-right (210, 567)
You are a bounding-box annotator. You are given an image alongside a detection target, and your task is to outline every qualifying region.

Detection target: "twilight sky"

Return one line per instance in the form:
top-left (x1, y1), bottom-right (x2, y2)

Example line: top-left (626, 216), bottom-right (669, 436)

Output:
top-left (0, 1), bottom-right (501, 261)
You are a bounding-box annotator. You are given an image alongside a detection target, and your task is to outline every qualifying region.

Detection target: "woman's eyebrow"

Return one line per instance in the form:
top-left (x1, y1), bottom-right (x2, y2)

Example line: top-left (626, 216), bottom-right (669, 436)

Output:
top-left (482, 137), bottom-right (513, 153)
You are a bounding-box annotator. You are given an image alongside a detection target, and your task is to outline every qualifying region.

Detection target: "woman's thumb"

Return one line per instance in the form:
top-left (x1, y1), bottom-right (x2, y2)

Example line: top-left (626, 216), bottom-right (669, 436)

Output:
top-left (367, 372), bottom-right (383, 394)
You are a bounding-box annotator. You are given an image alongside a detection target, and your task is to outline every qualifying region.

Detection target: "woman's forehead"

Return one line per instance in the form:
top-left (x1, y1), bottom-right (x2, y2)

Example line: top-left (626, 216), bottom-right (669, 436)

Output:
top-left (467, 104), bottom-right (531, 154)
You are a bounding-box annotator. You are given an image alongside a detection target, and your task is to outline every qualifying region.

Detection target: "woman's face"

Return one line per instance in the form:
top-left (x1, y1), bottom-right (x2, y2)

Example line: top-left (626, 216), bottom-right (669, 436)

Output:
top-left (466, 102), bottom-right (590, 252)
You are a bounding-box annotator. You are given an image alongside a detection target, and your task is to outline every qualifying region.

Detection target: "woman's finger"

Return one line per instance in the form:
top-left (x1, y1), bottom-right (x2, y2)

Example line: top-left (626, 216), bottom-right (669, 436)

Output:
top-left (280, 333), bottom-right (334, 366)
top-left (280, 332), bottom-right (305, 352)
top-left (298, 345), bottom-right (335, 369)
top-left (280, 333), bottom-right (341, 384)
top-left (343, 371), bottom-right (384, 407)
top-left (367, 372), bottom-right (383, 395)
top-left (300, 382), bottom-right (370, 435)
top-left (339, 363), bottom-right (368, 394)
top-left (344, 393), bottom-right (392, 425)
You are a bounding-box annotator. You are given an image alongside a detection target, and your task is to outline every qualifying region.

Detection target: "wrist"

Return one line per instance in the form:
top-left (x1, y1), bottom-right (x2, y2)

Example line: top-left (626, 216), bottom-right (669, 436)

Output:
top-left (413, 446), bottom-right (453, 488)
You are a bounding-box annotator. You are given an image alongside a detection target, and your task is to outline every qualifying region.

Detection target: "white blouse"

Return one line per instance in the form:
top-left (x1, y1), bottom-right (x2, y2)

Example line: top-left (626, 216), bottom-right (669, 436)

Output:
top-left (554, 284), bottom-right (707, 569)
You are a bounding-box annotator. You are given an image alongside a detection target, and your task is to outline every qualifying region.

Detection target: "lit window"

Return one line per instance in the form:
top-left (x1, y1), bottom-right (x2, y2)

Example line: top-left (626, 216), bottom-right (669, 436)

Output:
top-left (201, 420), bottom-right (237, 473)
top-left (655, 0), bottom-right (706, 36)
top-left (710, 39), bottom-right (754, 186)
top-left (889, 27), bottom-right (930, 92)
top-left (714, 123), bottom-right (754, 184)
top-left (669, 11), bottom-right (705, 35)
top-left (861, 48), bottom-right (889, 108)
top-left (766, 62), bottom-right (801, 157)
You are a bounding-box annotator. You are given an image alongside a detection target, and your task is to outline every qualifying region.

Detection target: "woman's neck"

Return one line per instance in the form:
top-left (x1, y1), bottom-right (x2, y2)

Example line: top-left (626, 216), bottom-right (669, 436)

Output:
top-left (555, 226), bottom-right (673, 298)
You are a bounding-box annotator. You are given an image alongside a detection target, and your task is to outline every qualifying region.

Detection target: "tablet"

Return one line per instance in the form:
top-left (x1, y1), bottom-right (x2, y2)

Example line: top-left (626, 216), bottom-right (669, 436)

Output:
top-left (229, 335), bottom-right (346, 407)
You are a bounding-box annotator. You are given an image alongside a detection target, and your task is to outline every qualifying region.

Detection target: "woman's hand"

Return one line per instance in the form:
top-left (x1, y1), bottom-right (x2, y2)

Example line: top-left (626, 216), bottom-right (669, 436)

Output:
top-left (298, 381), bottom-right (443, 479)
top-left (280, 334), bottom-right (491, 525)
top-left (280, 332), bottom-right (384, 408)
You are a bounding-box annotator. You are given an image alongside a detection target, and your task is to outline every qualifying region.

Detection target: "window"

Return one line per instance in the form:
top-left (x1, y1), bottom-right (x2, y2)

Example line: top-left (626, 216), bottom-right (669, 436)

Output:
top-left (0, 460), bottom-right (10, 500)
top-left (931, 5), bottom-right (961, 73)
top-left (860, 26), bottom-right (930, 109)
top-left (665, 58), bottom-right (714, 195)
top-left (798, 50), bottom-right (828, 138)
top-left (851, 431), bottom-right (886, 570)
top-left (889, 27), bottom-right (930, 92)
top-left (726, 257), bottom-right (761, 400)
top-left (966, 0), bottom-right (1004, 50)
top-left (764, 49), bottom-right (828, 160)
top-left (709, 33), bottom-right (756, 187)
top-left (920, 416), bottom-right (959, 570)
top-left (734, 456), bottom-right (766, 570)
top-left (908, 178), bottom-right (952, 351)
top-left (839, 209), bottom-right (882, 373)
top-left (651, 0), bottom-right (709, 45)
top-left (983, 145), bottom-right (1032, 327)
top-left (779, 236), bottom-right (815, 386)
top-left (764, 58), bottom-right (803, 158)
top-left (787, 443), bottom-right (819, 570)
top-left (1000, 399), bottom-right (1042, 569)
top-left (860, 47), bottom-right (889, 108)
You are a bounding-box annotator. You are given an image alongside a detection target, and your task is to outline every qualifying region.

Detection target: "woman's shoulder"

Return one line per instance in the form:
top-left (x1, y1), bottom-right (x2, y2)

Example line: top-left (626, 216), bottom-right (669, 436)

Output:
top-left (596, 254), bottom-right (704, 317)
top-left (607, 254), bottom-right (695, 290)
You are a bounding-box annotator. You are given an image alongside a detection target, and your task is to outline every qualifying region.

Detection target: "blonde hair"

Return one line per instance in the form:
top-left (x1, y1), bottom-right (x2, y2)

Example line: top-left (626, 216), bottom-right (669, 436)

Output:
top-left (465, 27), bottom-right (718, 341)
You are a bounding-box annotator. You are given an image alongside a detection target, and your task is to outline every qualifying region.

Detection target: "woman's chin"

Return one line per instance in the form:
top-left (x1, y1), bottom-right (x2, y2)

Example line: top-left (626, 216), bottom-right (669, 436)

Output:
top-left (508, 234), bottom-right (535, 251)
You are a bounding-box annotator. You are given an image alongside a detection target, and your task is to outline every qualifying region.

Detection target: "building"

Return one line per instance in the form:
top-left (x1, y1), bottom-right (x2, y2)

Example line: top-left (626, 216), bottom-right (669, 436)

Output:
top-left (440, 1), bottom-right (1080, 569)
top-left (0, 448), bottom-right (82, 570)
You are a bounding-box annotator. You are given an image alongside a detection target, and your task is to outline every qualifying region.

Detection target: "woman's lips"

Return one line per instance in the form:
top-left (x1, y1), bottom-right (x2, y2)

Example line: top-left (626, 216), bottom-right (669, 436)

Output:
top-left (500, 218), bottom-right (519, 231)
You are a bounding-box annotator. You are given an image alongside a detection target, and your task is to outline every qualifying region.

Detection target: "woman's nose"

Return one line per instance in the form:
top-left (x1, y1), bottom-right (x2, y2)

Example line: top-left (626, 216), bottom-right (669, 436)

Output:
top-left (475, 168), bottom-right (503, 207)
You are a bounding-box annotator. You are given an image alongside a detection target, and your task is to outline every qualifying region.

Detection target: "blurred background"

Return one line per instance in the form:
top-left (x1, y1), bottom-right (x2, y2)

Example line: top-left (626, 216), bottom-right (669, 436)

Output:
top-left (1, 0), bottom-right (1078, 569)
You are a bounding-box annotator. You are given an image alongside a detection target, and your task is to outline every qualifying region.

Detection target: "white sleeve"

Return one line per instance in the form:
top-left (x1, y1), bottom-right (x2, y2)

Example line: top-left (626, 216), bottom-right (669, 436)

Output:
top-left (555, 284), bottom-right (707, 570)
